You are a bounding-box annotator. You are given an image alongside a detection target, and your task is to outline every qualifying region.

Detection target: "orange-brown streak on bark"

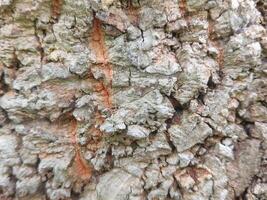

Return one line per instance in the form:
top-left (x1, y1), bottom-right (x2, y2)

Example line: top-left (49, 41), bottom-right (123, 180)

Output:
top-left (70, 119), bottom-right (92, 181)
top-left (126, 2), bottom-right (140, 26)
top-left (70, 119), bottom-right (77, 144)
top-left (95, 109), bottom-right (105, 124)
top-left (100, 82), bottom-right (112, 108)
top-left (84, 16), bottom-right (113, 154)
top-left (208, 19), bottom-right (224, 68)
top-left (91, 17), bottom-right (113, 109)
top-left (87, 127), bottom-right (103, 152)
top-left (73, 151), bottom-right (92, 180)
top-left (91, 18), bottom-right (108, 64)
top-left (51, 0), bottom-right (63, 20)
top-left (178, 0), bottom-right (188, 19)
top-left (187, 167), bottom-right (211, 184)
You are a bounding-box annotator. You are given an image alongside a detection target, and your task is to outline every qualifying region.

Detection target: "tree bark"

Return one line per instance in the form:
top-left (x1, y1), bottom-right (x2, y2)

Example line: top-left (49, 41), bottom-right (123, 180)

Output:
top-left (0, 0), bottom-right (266, 199)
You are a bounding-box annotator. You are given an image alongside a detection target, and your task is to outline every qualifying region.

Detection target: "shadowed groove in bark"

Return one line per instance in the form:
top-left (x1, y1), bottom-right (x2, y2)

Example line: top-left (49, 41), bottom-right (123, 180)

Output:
top-left (166, 95), bottom-right (184, 129)
top-left (33, 19), bottom-right (45, 69)
top-left (256, 0), bottom-right (267, 26)
top-left (207, 13), bottom-right (224, 69)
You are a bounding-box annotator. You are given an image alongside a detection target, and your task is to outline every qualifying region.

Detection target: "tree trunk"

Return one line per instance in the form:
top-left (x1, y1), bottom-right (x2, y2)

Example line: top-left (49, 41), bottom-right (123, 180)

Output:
top-left (0, 0), bottom-right (266, 199)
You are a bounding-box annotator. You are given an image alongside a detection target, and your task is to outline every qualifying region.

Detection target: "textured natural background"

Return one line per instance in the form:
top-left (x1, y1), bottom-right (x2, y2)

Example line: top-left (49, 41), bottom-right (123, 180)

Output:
top-left (0, 0), bottom-right (266, 199)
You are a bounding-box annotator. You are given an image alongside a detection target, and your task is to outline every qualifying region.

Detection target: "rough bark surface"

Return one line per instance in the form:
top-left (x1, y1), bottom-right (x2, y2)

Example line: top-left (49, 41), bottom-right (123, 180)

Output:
top-left (0, 0), bottom-right (266, 200)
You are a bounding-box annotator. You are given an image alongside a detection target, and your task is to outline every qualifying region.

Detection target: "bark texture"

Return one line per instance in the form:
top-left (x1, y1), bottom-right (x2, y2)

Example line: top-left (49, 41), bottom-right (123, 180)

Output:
top-left (0, 0), bottom-right (266, 200)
